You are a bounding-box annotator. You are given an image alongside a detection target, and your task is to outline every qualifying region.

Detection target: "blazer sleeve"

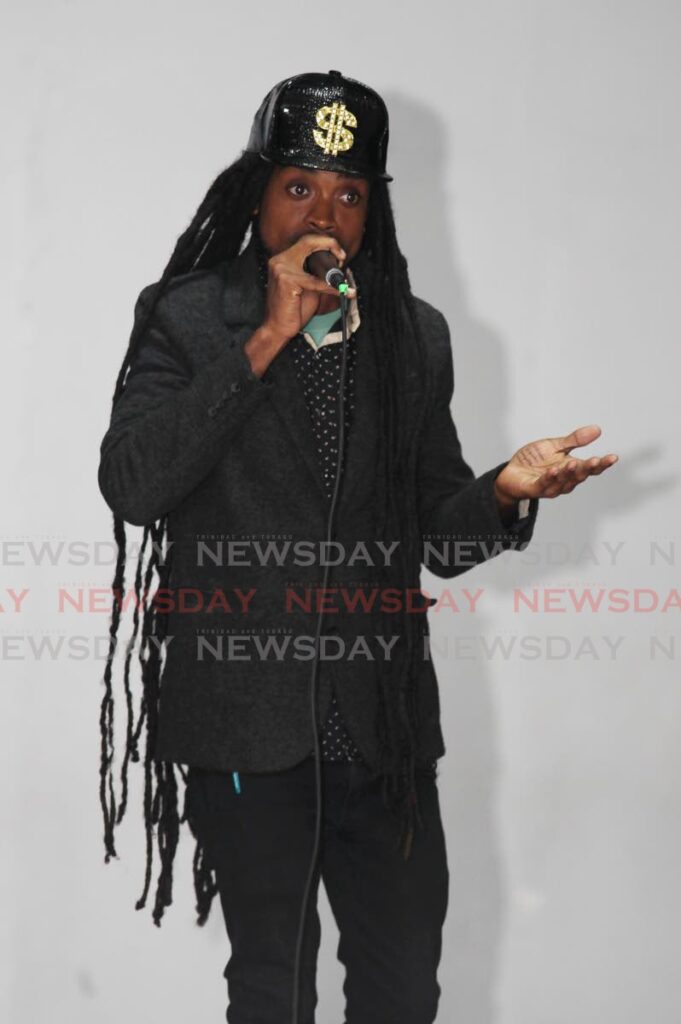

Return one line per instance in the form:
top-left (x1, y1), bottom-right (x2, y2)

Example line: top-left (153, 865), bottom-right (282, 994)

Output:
top-left (416, 309), bottom-right (539, 579)
top-left (98, 285), bottom-right (271, 527)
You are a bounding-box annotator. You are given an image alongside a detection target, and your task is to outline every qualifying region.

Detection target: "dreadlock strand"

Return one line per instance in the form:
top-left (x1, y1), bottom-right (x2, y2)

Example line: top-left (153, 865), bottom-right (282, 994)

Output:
top-left (362, 178), bottom-right (435, 860)
top-left (141, 519), bottom-right (176, 924)
top-left (99, 512), bottom-right (127, 861)
top-left (151, 761), bottom-right (180, 927)
top-left (192, 834), bottom-right (219, 926)
top-left (134, 528), bottom-right (167, 917)
top-left (115, 526), bottom-right (150, 823)
top-left (116, 520), bottom-right (162, 825)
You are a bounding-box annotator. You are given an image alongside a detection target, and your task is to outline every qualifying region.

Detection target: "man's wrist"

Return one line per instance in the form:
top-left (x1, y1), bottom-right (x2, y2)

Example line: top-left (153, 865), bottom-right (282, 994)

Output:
top-left (494, 482), bottom-right (533, 531)
top-left (243, 323), bottom-right (288, 378)
top-left (496, 497), bottom-right (519, 527)
top-left (493, 479), bottom-right (518, 521)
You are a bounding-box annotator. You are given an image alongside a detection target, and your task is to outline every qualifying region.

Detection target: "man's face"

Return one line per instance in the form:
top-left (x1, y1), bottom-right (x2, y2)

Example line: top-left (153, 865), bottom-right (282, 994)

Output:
top-left (254, 165), bottom-right (371, 262)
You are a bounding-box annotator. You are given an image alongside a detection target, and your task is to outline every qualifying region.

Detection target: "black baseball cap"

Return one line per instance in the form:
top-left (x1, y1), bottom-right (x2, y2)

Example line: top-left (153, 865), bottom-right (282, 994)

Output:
top-left (246, 69), bottom-right (393, 182)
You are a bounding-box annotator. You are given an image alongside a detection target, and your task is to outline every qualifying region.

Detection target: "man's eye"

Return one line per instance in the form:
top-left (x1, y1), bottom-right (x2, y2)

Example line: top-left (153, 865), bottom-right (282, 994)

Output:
top-left (344, 191), bottom-right (361, 204)
top-left (287, 183), bottom-right (309, 197)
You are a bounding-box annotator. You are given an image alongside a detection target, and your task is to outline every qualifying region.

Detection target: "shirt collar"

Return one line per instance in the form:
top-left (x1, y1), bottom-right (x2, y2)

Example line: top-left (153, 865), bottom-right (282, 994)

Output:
top-left (300, 266), bottom-right (361, 352)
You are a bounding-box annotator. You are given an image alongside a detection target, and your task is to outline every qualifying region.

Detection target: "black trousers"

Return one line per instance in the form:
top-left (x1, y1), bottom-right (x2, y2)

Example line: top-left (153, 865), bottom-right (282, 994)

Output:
top-left (186, 754), bottom-right (449, 1024)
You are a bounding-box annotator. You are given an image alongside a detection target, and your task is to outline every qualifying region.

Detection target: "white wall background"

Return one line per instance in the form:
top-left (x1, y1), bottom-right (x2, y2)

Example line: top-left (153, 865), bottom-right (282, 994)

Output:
top-left (3, 1), bottom-right (680, 1021)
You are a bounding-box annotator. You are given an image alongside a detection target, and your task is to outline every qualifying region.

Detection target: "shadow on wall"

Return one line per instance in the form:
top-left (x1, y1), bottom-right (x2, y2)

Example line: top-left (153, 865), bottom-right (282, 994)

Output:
top-left (380, 83), bottom-right (660, 1024)
top-left (383, 84), bottom-right (509, 1024)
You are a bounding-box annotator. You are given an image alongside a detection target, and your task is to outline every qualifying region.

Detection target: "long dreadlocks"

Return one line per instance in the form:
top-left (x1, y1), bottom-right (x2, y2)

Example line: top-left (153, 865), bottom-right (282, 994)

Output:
top-left (99, 149), bottom-right (434, 926)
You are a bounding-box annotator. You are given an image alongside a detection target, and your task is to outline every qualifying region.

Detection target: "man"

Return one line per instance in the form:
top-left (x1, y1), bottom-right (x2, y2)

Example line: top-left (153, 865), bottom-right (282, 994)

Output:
top-left (97, 70), bottom-right (617, 1023)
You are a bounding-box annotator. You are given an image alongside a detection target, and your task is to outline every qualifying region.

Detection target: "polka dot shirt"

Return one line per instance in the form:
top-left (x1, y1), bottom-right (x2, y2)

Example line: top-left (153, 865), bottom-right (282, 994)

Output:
top-left (289, 299), bottom-right (365, 763)
top-left (288, 276), bottom-right (437, 774)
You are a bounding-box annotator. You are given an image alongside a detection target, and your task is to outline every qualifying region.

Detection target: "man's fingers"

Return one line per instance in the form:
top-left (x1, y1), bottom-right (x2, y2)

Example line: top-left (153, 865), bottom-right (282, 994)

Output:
top-left (586, 454), bottom-right (619, 475)
top-left (296, 233), bottom-right (347, 265)
top-left (556, 424), bottom-right (602, 453)
top-left (540, 453), bottom-right (619, 496)
top-left (271, 262), bottom-right (354, 296)
top-left (283, 271), bottom-right (355, 297)
top-left (568, 454), bottom-right (618, 477)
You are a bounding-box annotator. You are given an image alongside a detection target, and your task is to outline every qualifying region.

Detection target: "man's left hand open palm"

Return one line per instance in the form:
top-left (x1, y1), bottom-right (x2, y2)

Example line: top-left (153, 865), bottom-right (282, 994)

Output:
top-left (495, 425), bottom-right (619, 503)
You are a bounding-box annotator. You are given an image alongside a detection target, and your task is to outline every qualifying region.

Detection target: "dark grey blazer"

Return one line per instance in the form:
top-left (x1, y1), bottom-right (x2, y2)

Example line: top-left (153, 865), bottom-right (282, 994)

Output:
top-left (98, 236), bottom-right (539, 775)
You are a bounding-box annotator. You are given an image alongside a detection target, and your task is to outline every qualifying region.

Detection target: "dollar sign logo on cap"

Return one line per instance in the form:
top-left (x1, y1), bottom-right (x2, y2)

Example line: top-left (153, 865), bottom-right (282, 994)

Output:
top-left (313, 102), bottom-right (357, 156)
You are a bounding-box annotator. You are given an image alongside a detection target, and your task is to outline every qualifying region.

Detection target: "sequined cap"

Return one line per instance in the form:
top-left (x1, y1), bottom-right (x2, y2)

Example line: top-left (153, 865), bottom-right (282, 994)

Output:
top-left (246, 69), bottom-right (393, 182)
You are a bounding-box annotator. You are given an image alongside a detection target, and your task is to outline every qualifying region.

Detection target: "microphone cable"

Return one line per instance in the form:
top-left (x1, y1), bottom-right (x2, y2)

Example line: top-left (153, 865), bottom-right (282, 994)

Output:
top-left (291, 275), bottom-right (351, 1024)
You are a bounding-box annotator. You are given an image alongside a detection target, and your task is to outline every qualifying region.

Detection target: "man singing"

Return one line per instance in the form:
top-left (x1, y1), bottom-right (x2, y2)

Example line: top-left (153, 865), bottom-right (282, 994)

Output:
top-left (97, 69), bottom-right (617, 1023)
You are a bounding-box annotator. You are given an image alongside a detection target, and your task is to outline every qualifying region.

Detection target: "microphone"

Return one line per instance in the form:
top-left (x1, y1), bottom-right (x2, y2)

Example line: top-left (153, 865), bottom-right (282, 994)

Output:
top-left (304, 249), bottom-right (347, 290)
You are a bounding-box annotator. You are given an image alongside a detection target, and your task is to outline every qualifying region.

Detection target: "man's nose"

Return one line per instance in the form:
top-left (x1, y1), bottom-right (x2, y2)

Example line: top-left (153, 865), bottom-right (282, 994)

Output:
top-left (307, 197), bottom-right (336, 232)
